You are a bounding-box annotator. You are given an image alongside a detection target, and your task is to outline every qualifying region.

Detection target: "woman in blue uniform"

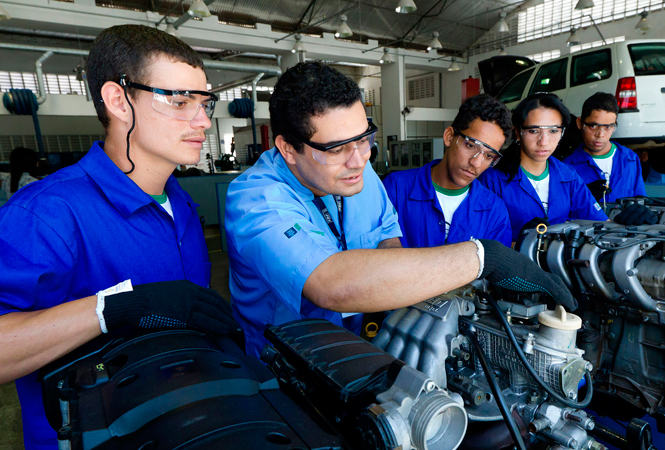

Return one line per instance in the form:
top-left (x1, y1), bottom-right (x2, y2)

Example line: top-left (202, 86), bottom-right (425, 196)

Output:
top-left (480, 93), bottom-right (607, 243)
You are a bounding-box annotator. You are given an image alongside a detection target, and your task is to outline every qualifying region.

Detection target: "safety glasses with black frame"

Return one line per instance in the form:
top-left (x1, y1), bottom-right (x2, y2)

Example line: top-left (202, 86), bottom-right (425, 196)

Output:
top-left (304, 122), bottom-right (378, 165)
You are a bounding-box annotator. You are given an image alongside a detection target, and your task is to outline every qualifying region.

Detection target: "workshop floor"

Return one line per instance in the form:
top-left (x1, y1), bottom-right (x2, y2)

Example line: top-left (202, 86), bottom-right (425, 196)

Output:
top-left (0, 226), bottom-right (231, 449)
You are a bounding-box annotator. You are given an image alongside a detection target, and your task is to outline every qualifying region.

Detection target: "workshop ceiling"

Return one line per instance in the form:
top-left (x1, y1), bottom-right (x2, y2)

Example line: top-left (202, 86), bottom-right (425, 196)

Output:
top-left (96, 0), bottom-right (529, 54)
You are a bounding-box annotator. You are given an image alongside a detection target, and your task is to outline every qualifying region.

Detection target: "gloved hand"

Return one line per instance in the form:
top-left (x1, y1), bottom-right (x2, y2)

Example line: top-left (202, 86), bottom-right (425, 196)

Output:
top-left (479, 239), bottom-right (578, 311)
top-left (614, 203), bottom-right (658, 225)
top-left (102, 280), bottom-right (239, 336)
top-left (586, 179), bottom-right (611, 202)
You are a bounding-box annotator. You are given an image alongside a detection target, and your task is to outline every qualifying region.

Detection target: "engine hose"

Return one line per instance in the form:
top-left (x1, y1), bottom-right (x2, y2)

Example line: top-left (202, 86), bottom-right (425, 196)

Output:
top-left (487, 294), bottom-right (594, 409)
top-left (2, 89), bottom-right (46, 157)
top-left (470, 331), bottom-right (527, 450)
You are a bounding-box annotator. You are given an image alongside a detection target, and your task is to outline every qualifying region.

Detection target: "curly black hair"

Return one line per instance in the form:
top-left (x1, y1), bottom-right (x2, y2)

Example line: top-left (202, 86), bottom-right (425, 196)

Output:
top-left (451, 94), bottom-right (512, 142)
top-left (269, 61), bottom-right (362, 153)
top-left (580, 92), bottom-right (618, 121)
top-left (86, 24), bottom-right (204, 129)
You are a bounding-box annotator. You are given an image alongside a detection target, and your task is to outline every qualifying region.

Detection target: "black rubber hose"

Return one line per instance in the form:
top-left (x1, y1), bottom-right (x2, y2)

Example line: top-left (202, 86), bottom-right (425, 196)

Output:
top-left (487, 294), bottom-right (593, 409)
top-left (470, 331), bottom-right (527, 450)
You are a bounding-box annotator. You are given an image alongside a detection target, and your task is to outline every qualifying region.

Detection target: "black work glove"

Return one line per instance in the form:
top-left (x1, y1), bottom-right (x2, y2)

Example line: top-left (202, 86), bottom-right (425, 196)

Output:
top-left (103, 280), bottom-right (239, 336)
top-left (586, 179), bottom-right (611, 202)
top-left (479, 239), bottom-right (578, 311)
top-left (614, 203), bottom-right (658, 226)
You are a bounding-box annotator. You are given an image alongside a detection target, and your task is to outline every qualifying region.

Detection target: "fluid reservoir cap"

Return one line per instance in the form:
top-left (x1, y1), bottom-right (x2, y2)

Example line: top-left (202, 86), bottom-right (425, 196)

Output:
top-left (538, 305), bottom-right (582, 331)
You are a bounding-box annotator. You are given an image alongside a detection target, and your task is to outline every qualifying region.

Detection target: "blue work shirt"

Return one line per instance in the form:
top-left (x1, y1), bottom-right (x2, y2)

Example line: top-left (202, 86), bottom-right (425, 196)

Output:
top-left (564, 141), bottom-right (646, 202)
top-left (480, 157), bottom-right (607, 242)
top-left (0, 141), bottom-right (210, 450)
top-left (225, 148), bottom-right (402, 357)
top-left (383, 160), bottom-right (512, 248)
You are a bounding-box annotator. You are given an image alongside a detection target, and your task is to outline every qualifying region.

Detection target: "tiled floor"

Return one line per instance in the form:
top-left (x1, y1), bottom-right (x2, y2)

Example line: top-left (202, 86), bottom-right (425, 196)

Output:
top-left (0, 226), bottom-right (230, 449)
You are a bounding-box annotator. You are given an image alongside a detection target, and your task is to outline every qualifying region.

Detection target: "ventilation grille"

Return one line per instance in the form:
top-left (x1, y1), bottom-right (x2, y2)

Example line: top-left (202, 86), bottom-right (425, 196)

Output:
top-left (408, 75), bottom-right (435, 101)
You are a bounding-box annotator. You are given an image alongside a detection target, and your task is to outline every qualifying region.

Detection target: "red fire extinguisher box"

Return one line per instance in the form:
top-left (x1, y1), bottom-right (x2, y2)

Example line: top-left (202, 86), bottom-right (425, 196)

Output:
top-left (461, 76), bottom-right (480, 102)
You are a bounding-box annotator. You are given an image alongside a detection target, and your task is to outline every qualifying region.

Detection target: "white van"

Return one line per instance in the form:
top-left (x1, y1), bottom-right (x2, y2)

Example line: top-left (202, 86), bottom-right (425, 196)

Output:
top-left (495, 39), bottom-right (665, 145)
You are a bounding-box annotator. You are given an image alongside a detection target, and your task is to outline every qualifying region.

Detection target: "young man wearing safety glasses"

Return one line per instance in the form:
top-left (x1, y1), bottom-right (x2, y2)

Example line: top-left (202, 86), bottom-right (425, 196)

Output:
top-left (383, 94), bottom-right (513, 249)
top-left (225, 62), bottom-right (577, 359)
top-left (0, 25), bottom-right (237, 449)
top-left (564, 92), bottom-right (646, 205)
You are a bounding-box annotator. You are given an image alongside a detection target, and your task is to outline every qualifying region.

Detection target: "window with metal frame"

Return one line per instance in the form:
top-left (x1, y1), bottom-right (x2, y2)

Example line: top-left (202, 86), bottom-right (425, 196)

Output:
top-left (571, 49), bottom-right (612, 86)
top-left (529, 58), bottom-right (567, 94)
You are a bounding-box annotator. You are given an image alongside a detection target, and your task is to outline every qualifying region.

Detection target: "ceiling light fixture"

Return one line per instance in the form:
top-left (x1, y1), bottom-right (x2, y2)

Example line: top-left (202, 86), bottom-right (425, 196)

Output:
top-left (448, 58), bottom-right (461, 72)
top-left (497, 11), bottom-right (509, 33)
top-left (0, 4), bottom-right (10, 20)
top-left (427, 31), bottom-right (442, 51)
top-left (166, 22), bottom-right (179, 37)
top-left (380, 48), bottom-right (394, 64)
top-left (188, 0), bottom-right (212, 18)
top-left (566, 27), bottom-right (580, 47)
top-left (395, 0), bottom-right (417, 14)
top-left (498, 46), bottom-right (507, 55)
top-left (574, 0), bottom-right (594, 10)
top-left (635, 11), bottom-right (649, 32)
top-left (335, 14), bottom-right (353, 38)
top-left (291, 34), bottom-right (305, 54)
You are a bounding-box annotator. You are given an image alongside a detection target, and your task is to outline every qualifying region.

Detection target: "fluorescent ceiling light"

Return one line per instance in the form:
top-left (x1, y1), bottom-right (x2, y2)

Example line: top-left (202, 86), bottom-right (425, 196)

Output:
top-left (497, 11), bottom-right (509, 33)
top-left (335, 14), bottom-right (353, 38)
top-left (395, 0), bottom-right (417, 14)
top-left (574, 0), bottom-right (594, 10)
top-left (427, 31), bottom-right (442, 51)
top-left (188, 0), bottom-right (212, 18)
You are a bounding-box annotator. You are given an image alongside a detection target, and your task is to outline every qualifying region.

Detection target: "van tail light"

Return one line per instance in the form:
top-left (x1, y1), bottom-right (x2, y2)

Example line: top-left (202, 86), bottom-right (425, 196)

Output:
top-left (615, 77), bottom-right (638, 111)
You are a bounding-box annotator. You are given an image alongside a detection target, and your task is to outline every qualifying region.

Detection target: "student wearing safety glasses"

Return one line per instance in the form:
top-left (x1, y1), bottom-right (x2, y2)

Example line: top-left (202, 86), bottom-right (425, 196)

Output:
top-left (480, 92), bottom-right (607, 244)
top-left (0, 25), bottom-right (238, 450)
top-left (564, 92), bottom-right (646, 205)
top-left (225, 62), bottom-right (578, 359)
top-left (383, 94), bottom-right (512, 249)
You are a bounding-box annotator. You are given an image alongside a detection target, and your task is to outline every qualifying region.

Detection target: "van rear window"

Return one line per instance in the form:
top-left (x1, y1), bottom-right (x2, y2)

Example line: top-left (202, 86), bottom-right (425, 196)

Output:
top-left (628, 43), bottom-right (665, 76)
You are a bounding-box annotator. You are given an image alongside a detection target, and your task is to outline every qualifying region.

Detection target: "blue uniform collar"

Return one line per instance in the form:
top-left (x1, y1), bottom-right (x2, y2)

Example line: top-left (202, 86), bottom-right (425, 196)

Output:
top-left (410, 159), bottom-right (492, 212)
top-left (78, 141), bottom-right (192, 217)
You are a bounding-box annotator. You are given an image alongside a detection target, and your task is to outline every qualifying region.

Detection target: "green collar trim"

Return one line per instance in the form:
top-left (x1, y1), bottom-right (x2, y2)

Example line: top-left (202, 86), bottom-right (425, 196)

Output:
top-left (591, 143), bottom-right (616, 160)
top-left (522, 161), bottom-right (549, 181)
top-left (150, 191), bottom-right (168, 204)
top-left (432, 181), bottom-right (470, 196)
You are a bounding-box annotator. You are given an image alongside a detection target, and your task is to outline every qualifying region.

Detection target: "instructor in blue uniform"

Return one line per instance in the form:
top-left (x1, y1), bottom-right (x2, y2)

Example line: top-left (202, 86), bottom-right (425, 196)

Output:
top-left (384, 94), bottom-right (512, 248)
top-left (0, 25), bottom-right (235, 450)
top-left (564, 92), bottom-right (646, 204)
top-left (481, 93), bottom-right (607, 243)
top-left (225, 62), bottom-right (578, 358)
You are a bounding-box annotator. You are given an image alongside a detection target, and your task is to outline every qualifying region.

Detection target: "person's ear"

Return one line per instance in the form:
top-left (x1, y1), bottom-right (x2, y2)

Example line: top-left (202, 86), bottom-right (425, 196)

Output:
top-left (100, 81), bottom-right (133, 125)
top-left (443, 126), bottom-right (455, 147)
top-left (576, 116), bottom-right (582, 130)
top-left (276, 135), bottom-right (298, 165)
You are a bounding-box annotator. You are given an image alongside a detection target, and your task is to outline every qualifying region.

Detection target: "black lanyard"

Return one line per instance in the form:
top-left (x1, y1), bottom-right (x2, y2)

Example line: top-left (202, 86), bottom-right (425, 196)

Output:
top-left (312, 195), bottom-right (347, 251)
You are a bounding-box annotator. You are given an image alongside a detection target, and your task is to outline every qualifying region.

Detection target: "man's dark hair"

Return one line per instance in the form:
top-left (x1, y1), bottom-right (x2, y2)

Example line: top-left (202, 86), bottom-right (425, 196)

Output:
top-left (86, 24), bottom-right (204, 128)
top-left (580, 92), bottom-right (618, 121)
top-left (451, 94), bottom-right (512, 142)
top-left (269, 61), bottom-right (362, 152)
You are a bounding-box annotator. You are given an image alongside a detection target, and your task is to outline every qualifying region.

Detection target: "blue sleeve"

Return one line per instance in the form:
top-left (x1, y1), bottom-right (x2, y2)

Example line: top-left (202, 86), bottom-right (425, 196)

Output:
top-left (225, 186), bottom-right (339, 315)
top-left (634, 159), bottom-right (647, 196)
top-left (367, 167), bottom-right (402, 244)
top-left (491, 200), bottom-right (513, 247)
top-left (0, 203), bottom-right (77, 315)
top-left (569, 173), bottom-right (608, 221)
top-left (381, 173), bottom-right (405, 245)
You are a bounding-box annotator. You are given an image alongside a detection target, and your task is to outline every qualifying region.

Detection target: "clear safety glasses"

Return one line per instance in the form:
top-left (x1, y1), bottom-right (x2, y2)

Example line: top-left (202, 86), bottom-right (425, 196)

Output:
top-left (520, 126), bottom-right (565, 140)
top-left (306, 122), bottom-right (378, 165)
top-left (582, 122), bottom-right (617, 133)
top-left (120, 77), bottom-right (218, 121)
top-left (454, 130), bottom-right (502, 167)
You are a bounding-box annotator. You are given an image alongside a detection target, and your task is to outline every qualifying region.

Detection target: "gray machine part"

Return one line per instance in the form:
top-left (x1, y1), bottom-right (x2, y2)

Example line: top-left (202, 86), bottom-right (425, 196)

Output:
top-left (371, 364), bottom-right (468, 450)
